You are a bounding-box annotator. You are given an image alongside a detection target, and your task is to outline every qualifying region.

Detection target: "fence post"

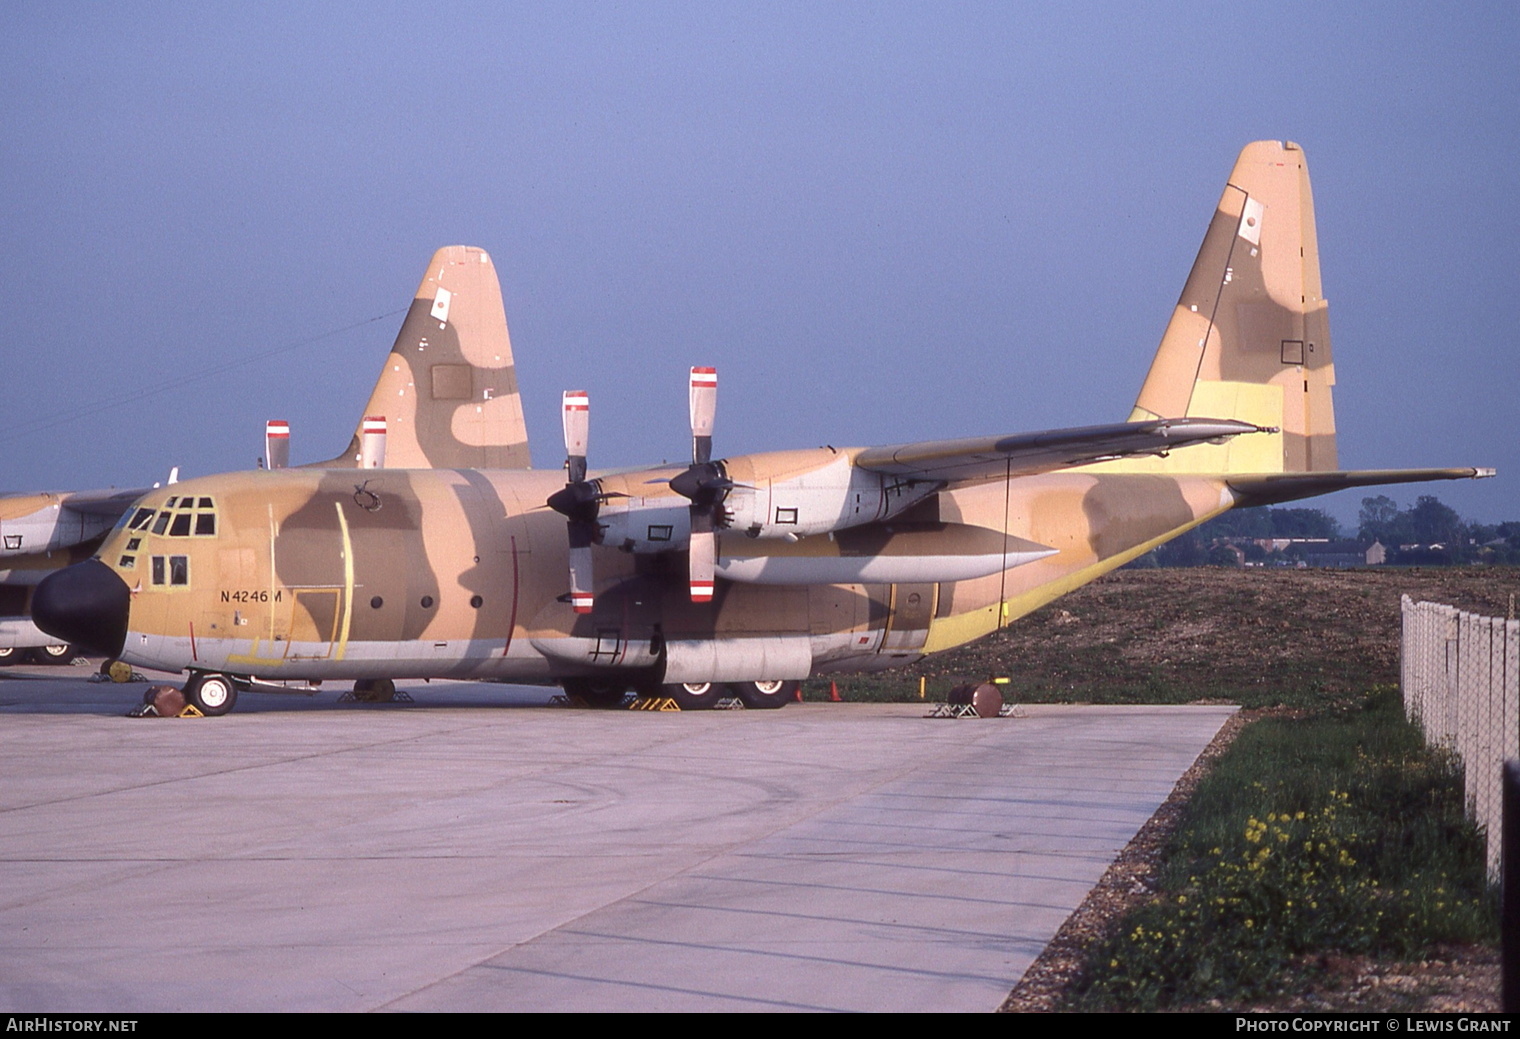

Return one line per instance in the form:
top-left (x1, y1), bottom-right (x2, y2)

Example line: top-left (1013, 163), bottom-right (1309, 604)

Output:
top-left (1504, 760), bottom-right (1519, 1012)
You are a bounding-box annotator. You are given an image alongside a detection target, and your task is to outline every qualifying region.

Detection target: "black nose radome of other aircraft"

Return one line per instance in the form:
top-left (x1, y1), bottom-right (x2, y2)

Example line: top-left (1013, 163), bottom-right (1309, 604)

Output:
top-left (33, 559), bottom-right (131, 658)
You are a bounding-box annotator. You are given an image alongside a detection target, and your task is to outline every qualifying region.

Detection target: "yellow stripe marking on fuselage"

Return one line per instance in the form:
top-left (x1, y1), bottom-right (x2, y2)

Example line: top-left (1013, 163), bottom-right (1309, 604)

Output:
top-left (334, 499), bottom-right (353, 661)
top-left (921, 496), bottom-right (1234, 654)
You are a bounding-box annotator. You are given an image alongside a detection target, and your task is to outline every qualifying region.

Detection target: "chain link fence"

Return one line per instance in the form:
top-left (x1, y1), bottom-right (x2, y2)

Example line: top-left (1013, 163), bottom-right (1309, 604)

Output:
top-left (1401, 596), bottom-right (1520, 881)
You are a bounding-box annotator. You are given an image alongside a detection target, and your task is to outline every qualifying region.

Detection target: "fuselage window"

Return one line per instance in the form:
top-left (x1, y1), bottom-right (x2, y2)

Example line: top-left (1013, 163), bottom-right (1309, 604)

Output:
top-left (151, 512), bottom-right (171, 536)
top-left (195, 513), bottom-right (216, 536)
top-left (127, 508), bottom-right (154, 531)
top-left (169, 513), bottom-right (192, 537)
top-left (118, 555), bottom-right (135, 569)
top-left (169, 556), bottom-right (189, 586)
top-left (151, 556), bottom-right (166, 585)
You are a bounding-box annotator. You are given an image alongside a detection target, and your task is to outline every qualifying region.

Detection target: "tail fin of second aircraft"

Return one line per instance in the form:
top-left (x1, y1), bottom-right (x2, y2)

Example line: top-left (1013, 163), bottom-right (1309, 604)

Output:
top-left (314, 245), bottom-right (532, 470)
top-left (1124, 140), bottom-right (1337, 475)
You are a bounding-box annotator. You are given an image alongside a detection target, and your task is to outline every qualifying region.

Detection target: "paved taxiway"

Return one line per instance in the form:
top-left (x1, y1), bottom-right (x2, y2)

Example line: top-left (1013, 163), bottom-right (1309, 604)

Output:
top-left (0, 663), bottom-right (1234, 1012)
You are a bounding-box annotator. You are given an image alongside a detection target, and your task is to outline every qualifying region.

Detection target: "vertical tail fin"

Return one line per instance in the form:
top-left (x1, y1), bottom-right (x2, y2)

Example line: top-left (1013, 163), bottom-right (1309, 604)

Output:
top-left (1128, 140), bottom-right (1337, 474)
top-left (315, 245), bottom-right (531, 470)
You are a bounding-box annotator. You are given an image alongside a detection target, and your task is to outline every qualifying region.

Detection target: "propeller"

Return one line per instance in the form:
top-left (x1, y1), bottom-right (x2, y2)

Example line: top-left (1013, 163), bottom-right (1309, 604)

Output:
top-left (547, 391), bottom-right (597, 614)
top-left (669, 367), bottom-right (730, 603)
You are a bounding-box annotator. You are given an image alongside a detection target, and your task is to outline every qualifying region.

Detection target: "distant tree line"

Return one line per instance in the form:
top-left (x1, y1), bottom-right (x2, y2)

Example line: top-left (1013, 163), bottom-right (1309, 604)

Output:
top-left (1357, 494), bottom-right (1520, 565)
top-left (1127, 495), bottom-right (1520, 568)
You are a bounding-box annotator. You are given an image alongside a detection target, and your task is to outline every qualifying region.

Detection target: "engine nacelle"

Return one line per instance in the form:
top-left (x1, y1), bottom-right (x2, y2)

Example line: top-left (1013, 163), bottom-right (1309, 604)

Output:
top-left (590, 451), bottom-right (940, 555)
top-left (595, 495), bottom-right (692, 554)
top-left (720, 451), bottom-right (938, 540)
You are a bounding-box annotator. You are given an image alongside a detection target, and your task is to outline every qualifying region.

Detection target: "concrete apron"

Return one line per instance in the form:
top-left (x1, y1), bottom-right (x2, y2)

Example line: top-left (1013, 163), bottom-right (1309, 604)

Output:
top-left (0, 681), bottom-right (1233, 1012)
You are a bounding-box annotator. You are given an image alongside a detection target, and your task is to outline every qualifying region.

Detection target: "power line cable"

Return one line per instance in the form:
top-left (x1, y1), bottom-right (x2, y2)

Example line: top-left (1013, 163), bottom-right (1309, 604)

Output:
top-left (0, 307), bottom-right (407, 446)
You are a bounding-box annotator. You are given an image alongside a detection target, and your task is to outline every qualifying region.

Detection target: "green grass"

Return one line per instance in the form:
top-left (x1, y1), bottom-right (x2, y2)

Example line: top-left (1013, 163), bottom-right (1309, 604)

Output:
top-left (1064, 688), bottom-right (1497, 1010)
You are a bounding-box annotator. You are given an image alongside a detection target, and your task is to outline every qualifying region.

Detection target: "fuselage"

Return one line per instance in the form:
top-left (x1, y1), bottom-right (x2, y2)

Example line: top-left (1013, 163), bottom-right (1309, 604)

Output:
top-left (64, 462), bottom-right (1237, 683)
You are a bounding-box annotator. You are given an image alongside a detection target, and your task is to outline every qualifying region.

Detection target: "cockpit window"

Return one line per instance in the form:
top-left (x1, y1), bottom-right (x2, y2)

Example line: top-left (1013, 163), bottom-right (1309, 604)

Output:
top-left (143, 497), bottom-right (218, 539)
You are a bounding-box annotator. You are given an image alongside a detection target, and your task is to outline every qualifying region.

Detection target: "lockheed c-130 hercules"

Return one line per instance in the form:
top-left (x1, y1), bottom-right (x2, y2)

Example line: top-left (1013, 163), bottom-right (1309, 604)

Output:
top-left (33, 141), bottom-right (1492, 715)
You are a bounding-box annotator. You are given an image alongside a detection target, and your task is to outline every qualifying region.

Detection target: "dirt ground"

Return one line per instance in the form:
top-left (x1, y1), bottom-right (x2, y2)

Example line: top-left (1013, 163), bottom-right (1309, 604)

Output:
top-left (914, 566), bottom-right (1520, 703)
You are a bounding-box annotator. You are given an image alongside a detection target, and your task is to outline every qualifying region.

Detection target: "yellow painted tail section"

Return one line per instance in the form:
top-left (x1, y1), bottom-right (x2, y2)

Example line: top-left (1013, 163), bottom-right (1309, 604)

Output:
top-left (317, 246), bottom-right (532, 470)
top-left (1114, 140), bottom-right (1337, 475)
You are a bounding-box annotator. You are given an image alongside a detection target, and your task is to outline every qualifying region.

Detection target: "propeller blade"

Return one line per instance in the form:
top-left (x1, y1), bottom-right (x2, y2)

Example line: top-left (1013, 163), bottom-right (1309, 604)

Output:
top-left (562, 390), bottom-right (589, 484)
top-left (557, 389), bottom-right (594, 612)
top-left (689, 367), bottom-right (716, 465)
top-left (681, 368), bottom-right (722, 602)
top-left (689, 511), bottom-right (716, 603)
top-left (568, 521), bottom-right (596, 614)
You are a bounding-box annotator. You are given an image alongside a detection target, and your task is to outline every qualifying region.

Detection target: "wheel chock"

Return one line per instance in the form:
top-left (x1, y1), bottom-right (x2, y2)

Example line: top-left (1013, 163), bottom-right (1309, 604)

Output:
top-left (628, 697), bottom-right (681, 711)
top-left (338, 690), bottom-right (414, 704)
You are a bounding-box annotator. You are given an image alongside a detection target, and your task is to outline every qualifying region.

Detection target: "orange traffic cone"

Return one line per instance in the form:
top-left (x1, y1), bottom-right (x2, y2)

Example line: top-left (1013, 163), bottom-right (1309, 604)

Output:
top-left (828, 681), bottom-right (841, 702)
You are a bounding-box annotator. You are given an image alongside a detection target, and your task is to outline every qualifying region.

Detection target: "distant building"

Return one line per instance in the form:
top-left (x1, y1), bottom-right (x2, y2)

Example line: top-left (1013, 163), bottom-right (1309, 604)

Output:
top-left (1293, 539), bottom-right (1386, 567)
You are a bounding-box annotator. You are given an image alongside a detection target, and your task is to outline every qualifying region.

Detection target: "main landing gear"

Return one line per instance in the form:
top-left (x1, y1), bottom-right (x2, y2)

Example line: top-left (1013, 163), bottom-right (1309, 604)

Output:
top-left (565, 679), bottom-right (801, 711)
top-left (0, 644), bottom-right (75, 666)
top-left (561, 677), bottom-right (630, 709)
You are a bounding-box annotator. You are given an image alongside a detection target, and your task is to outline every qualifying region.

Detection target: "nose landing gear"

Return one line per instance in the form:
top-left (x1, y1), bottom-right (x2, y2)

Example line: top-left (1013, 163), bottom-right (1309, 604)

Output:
top-left (182, 672), bottom-right (239, 716)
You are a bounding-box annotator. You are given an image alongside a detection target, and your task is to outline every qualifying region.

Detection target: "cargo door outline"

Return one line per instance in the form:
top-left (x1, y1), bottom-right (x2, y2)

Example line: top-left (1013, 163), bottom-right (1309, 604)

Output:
top-left (284, 587), bottom-right (343, 660)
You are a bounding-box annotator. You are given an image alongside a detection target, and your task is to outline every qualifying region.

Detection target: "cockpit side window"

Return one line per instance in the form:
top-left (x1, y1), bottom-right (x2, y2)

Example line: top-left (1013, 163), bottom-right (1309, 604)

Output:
top-left (149, 555), bottom-right (190, 587)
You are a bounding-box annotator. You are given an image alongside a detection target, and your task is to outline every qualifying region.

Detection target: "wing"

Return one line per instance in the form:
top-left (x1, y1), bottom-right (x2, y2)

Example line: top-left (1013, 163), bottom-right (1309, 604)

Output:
top-left (0, 487), bottom-right (147, 568)
top-left (853, 417), bottom-right (1269, 482)
top-left (51, 487), bottom-right (150, 517)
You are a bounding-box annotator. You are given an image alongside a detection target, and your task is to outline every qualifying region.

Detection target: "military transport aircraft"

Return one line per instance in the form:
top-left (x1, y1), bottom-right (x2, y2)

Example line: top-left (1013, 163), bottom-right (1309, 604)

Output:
top-left (31, 141), bottom-right (1491, 715)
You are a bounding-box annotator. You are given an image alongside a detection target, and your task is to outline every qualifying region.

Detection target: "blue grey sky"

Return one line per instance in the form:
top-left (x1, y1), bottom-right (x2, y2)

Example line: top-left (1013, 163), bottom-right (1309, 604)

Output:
top-left (2, 2), bottom-right (1515, 527)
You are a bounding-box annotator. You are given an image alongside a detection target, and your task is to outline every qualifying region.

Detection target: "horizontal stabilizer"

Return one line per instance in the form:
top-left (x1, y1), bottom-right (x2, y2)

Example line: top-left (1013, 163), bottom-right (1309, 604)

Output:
top-left (1228, 467), bottom-right (1494, 509)
top-left (855, 418), bottom-right (1269, 483)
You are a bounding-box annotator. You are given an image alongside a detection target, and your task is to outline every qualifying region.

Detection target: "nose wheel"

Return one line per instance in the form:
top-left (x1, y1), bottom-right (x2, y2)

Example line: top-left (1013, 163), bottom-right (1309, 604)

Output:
top-left (183, 673), bottom-right (238, 716)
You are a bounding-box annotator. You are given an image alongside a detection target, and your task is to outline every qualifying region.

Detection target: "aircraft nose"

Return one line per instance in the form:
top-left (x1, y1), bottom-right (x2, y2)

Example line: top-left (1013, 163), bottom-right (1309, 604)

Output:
top-left (32, 559), bottom-right (131, 658)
